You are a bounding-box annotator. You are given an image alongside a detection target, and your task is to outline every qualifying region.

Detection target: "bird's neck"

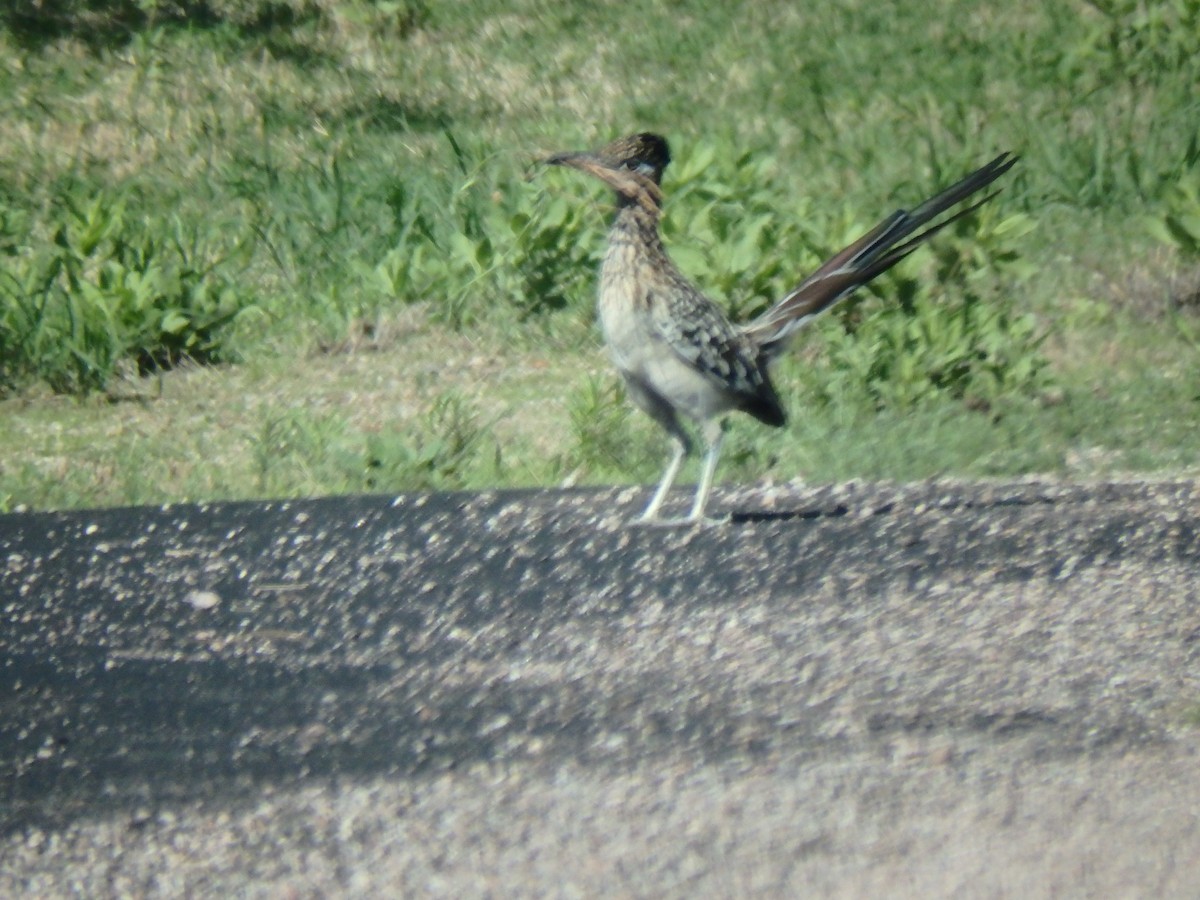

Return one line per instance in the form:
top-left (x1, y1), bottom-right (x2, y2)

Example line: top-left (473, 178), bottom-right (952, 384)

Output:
top-left (610, 193), bottom-right (665, 253)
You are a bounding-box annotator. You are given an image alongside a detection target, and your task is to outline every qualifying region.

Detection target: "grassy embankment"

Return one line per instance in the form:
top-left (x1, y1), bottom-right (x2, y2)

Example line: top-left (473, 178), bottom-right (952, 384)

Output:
top-left (1, 0), bottom-right (1198, 512)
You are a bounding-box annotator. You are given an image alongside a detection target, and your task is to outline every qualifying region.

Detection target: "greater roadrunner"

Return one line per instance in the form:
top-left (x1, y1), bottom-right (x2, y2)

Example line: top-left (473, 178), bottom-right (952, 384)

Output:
top-left (541, 133), bottom-right (1017, 524)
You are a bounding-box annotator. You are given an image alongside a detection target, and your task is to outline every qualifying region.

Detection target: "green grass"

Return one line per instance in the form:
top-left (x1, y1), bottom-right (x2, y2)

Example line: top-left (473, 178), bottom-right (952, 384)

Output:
top-left (1, 0), bottom-right (1199, 512)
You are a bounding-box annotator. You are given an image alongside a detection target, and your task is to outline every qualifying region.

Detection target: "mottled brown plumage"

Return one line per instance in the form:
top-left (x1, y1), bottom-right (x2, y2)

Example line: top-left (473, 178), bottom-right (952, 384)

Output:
top-left (541, 133), bottom-right (1017, 524)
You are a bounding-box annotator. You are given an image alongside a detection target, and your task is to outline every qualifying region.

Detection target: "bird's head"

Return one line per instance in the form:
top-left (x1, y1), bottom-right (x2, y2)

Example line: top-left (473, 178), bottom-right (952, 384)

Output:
top-left (539, 132), bottom-right (671, 208)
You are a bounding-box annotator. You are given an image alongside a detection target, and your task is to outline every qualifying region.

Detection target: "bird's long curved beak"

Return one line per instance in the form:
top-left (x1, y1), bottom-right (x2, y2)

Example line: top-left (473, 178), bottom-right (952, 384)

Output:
top-left (540, 150), bottom-right (592, 168)
top-left (538, 150), bottom-right (611, 180)
top-left (527, 149), bottom-right (593, 182)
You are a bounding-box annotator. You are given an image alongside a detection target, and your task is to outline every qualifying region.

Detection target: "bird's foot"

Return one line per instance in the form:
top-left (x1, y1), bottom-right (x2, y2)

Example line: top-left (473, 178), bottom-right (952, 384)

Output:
top-left (632, 512), bottom-right (729, 528)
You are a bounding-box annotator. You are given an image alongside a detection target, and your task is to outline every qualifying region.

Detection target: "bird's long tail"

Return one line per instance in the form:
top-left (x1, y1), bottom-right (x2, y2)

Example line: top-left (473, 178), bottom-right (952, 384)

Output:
top-left (742, 152), bottom-right (1019, 358)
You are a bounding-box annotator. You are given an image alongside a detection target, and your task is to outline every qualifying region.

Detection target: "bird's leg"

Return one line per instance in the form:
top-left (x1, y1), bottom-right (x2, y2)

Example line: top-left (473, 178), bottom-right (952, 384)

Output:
top-left (637, 422), bottom-right (728, 527)
top-left (686, 425), bottom-right (725, 524)
top-left (638, 434), bottom-right (688, 522)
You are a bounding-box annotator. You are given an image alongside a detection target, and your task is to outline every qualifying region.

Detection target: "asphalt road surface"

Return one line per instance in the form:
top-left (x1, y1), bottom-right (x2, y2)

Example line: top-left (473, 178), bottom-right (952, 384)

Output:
top-left (2, 479), bottom-right (1199, 897)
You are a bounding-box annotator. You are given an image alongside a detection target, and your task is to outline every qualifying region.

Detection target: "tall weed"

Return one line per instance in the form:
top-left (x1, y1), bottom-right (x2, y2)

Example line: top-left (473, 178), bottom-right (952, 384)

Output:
top-left (0, 191), bottom-right (256, 395)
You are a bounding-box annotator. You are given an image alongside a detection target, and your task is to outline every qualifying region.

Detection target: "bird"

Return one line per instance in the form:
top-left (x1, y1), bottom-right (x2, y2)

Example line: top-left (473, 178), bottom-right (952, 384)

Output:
top-left (539, 133), bottom-right (1018, 525)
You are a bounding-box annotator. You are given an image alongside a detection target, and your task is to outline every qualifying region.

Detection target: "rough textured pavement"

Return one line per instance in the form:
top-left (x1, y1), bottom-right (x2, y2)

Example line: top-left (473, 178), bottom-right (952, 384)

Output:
top-left (2, 479), bottom-right (1199, 897)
